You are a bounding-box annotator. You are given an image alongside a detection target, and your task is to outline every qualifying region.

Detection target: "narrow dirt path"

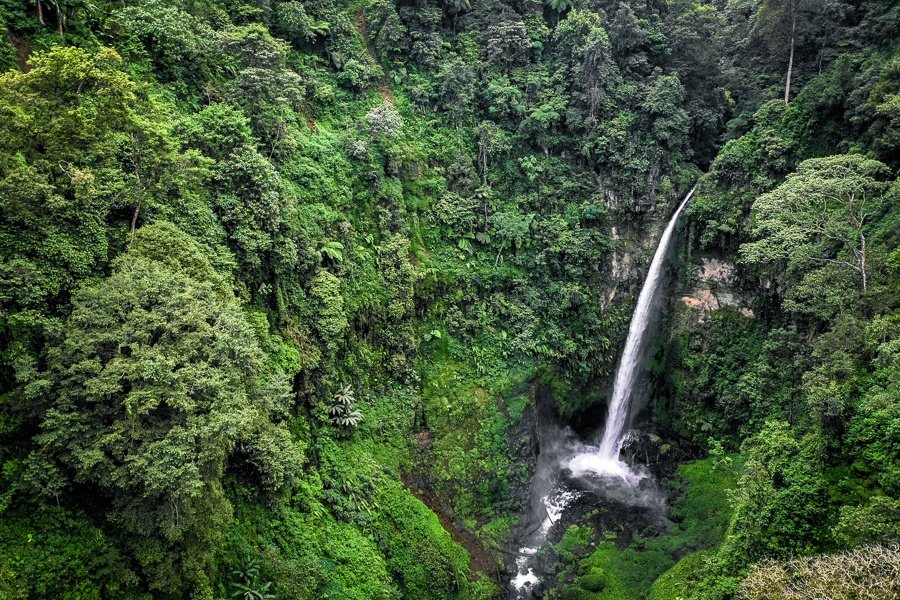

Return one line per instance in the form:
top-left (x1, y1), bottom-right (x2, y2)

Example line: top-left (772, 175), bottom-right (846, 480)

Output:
top-left (402, 431), bottom-right (500, 578)
top-left (354, 7), bottom-right (393, 102)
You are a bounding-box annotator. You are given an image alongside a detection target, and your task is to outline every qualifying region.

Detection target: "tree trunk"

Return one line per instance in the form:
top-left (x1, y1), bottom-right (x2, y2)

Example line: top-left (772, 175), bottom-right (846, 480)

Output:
top-left (130, 198), bottom-right (141, 237)
top-left (50, 0), bottom-right (62, 35)
top-left (784, 8), bottom-right (796, 104)
top-left (860, 233), bottom-right (867, 291)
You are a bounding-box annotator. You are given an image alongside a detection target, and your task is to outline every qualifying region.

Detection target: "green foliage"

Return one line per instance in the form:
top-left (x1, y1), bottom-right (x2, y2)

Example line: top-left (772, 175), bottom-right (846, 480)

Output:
top-left (554, 457), bottom-right (743, 600)
top-left (661, 309), bottom-right (806, 448)
top-left (273, 2), bottom-right (330, 46)
top-left (0, 0), bottom-right (897, 597)
top-left (719, 422), bottom-right (830, 566)
top-left (832, 495), bottom-right (900, 546)
top-left (117, 0), bottom-right (217, 85)
top-left (687, 100), bottom-right (797, 249)
top-left (0, 29), bottom-right (18, 72)
top-left (229, 555), bottom-right (275, 600)
top-left (422, 345), bottom-right (530, 524)
top-left (648, 550), bottom-right (716, 600)
top-left (223, 494), bottom-right (399, 600)
top-left (660, 63), bottom-right (899, 596)
top-left (36, 223), bottom-right (301, 591)
top-left (373, 478), bottom-right (470, 599)
top-left (319, 240), bottom-right (345, 262)
top-left (0, 508), bottom-right (140, 599)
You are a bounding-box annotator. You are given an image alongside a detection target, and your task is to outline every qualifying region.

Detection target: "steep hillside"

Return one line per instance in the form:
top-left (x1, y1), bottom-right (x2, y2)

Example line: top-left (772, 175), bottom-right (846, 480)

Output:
top-left (0, 0), bottom-right (897, 598)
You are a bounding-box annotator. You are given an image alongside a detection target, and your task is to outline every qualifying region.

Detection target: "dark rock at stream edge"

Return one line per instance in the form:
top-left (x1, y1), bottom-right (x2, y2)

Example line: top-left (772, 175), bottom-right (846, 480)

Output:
top-left (620, 429), bottom-right (691, 481)
top-left (501, 429), bottom-right (690, 599)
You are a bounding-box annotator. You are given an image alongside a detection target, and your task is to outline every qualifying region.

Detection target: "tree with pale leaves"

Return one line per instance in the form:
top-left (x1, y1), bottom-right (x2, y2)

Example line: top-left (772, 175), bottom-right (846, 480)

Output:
top-left (741, 154), bottom-right (894, 293)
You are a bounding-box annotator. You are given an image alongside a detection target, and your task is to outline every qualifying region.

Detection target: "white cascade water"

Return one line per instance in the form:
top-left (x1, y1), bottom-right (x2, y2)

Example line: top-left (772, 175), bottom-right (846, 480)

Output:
top-left (511, 186), bottom-right (697, 598)
top-left (565, 185), bottom-right (697, 481)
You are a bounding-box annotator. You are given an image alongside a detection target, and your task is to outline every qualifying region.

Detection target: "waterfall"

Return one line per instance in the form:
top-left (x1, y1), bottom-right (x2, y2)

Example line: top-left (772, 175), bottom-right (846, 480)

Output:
top-left (510, 186), bottom-right (696, 598)
top-left (565, 185), bottom-right (697, 480)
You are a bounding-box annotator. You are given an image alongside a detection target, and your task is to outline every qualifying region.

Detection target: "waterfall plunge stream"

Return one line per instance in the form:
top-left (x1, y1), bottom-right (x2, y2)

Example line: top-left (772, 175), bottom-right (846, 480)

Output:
top-left (509, 185), bottom-right (697, 598)
top-left (564, 183), bottom-right (697, 481)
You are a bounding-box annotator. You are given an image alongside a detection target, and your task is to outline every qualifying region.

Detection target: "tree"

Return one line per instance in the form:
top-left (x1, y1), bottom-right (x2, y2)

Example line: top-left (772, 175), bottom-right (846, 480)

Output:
top-left (219, 24), bottom-right (305, 151)
top-left (183, 103), bottom-right (290, 289)
top-left (750, 0), bottom-right (850, 104)
top-left (644, 72), bottom-right (690, 152)
top-left (0, 46), bottom-right (187, 424)
top-left (36, 222), bottom-right (301, 591)
top-left (720, 421), bottom-right (829, 565)
top-left (552, 9), bottom-right (619, 124)
top-left (482, 15), bottom-right (530, 70)
top-left (741, 154), bottom-right (894, 293)
top-left (435, 56), bottom-right (475, 121)
top-left (118, 0), bottom-right (216, 85)
top-left (273, 1), bottom-right (330, 46)
top-left (476, 120), bottom-right (511, 187)
top-left (365, 101), bottom-right (404, 140)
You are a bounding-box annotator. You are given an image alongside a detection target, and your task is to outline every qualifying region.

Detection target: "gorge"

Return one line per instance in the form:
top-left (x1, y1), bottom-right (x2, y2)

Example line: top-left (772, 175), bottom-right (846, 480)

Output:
top-left (0, 0), bottom-right (898, 599)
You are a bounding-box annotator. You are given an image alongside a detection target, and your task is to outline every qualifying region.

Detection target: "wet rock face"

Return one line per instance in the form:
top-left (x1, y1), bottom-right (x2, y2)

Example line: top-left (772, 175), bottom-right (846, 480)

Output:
top-left (603, 208), bottom-right (668, 309)
top-left (679, 257), bottom-right (754, 322)
top-left (619, 431), bottom-right (688, 481)
top-left (507, 389), bottom-right (541, 517)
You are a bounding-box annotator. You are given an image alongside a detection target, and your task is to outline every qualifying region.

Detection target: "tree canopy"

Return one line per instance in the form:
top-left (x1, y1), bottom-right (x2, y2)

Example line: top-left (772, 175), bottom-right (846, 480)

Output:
top-left (36, 222), bottom-right (301, 591)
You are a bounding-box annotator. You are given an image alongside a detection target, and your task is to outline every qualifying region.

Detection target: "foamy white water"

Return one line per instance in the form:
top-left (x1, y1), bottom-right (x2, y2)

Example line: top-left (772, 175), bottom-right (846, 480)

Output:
top-left (569, 185), bottom-right (697, 479)
top-left (510, 547), bottom-right (538, 593)
top-left (510, 186), bottom-right (695, 596)
top-left (511, 487), bottom-right (580, 596)
top-left (563, 448), bottom-right (645, 486)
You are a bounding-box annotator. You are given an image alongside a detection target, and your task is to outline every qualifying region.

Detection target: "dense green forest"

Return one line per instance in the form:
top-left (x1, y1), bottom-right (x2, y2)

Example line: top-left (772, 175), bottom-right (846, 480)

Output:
top-left (0, 0), bottom-right (897, 597)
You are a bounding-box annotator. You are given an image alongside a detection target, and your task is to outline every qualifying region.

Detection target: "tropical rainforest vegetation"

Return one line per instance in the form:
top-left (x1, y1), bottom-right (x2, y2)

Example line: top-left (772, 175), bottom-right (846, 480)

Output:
top-left (0, 0), bottom-right (897, 597)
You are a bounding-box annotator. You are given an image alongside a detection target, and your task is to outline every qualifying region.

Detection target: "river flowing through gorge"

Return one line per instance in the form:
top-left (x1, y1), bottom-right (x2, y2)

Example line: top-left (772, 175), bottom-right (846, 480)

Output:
top-left (509, 185), bottom-right (698, 598)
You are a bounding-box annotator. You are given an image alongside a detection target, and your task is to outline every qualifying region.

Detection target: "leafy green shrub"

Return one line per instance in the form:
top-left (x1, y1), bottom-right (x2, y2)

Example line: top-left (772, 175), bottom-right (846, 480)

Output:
top-left (576, 567), bottom-right (606, 592)
top-left (833, 496), bottom-right (900, 546)
top-left (648, 551), bottom-right (711, 600)
top-left (36, 223), bottom-right (301, 592)
top-left (561, 586), bottom-right (597, 600)
top-left (329, 385), bottom-right (363, 430)
top-left (0, 28), bottom-right (16, 71)
top-left (310, 270), bottom-right (349, 352)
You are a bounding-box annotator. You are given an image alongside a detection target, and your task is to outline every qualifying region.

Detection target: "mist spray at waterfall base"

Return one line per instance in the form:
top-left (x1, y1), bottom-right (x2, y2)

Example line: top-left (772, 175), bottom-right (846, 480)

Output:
top-left (508, 186), bottom-right (697, 599)
top-left (562, 185), bottom-right (696, 482)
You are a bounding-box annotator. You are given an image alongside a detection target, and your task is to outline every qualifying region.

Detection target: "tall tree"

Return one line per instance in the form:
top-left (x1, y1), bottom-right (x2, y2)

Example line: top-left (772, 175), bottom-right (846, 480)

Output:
top-left (741, 154), bottom-right (894, 293)
top-left (751, 0), bottom-right (851, 104)
top-left (36, 222), bottom-right (301, 592)
top-left (750, 0), bottom-right (808, 103)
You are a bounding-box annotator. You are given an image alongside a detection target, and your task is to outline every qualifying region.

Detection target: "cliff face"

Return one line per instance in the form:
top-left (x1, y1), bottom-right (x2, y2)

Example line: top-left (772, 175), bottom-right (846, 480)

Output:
top-left (678, 256), bottom-right (754, 322)
top-left (534, 187), bottom-right (691, 425)
top-left (603, 185), bottom-right (682, 306)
